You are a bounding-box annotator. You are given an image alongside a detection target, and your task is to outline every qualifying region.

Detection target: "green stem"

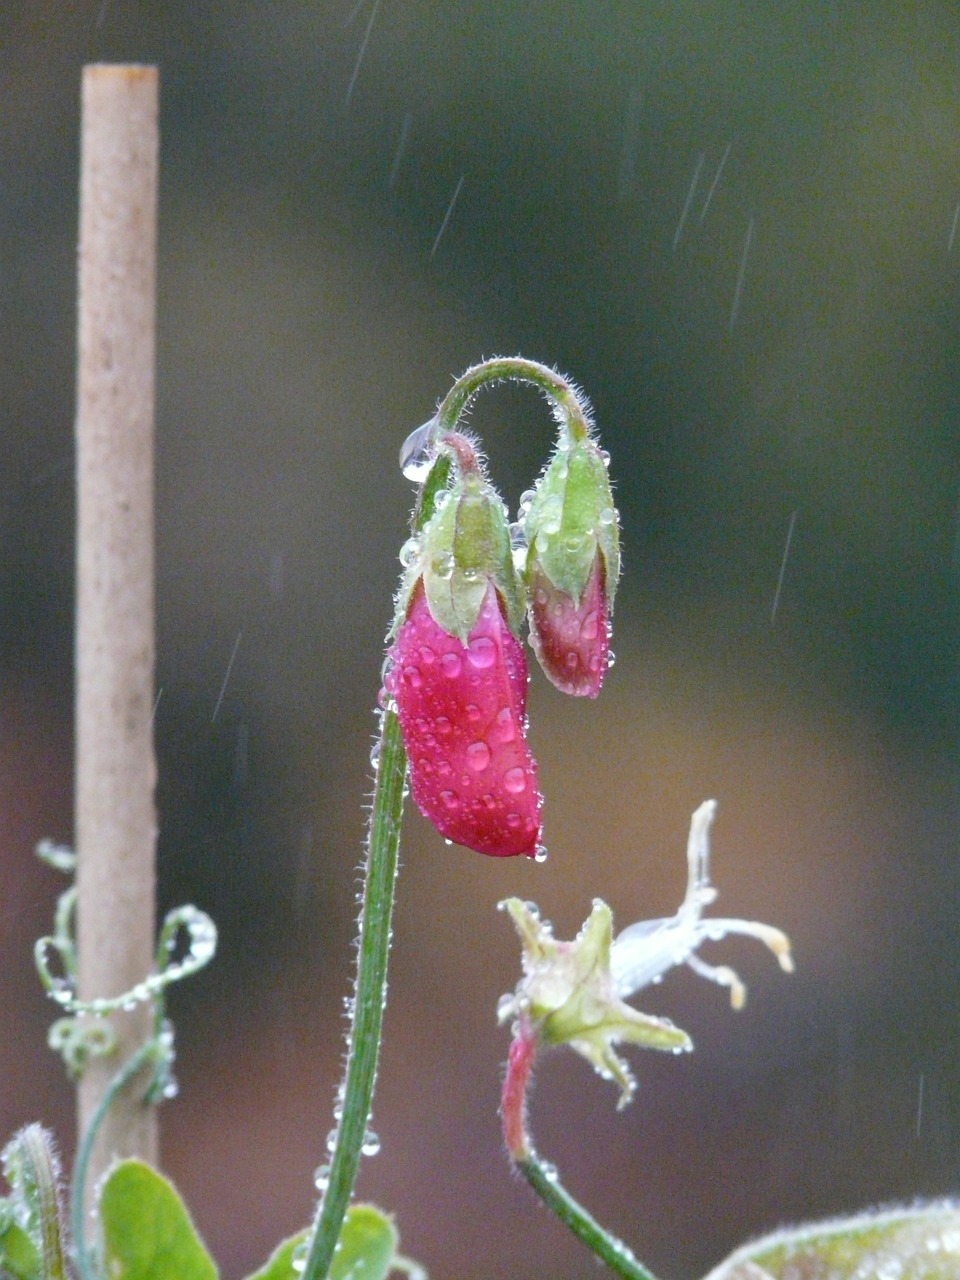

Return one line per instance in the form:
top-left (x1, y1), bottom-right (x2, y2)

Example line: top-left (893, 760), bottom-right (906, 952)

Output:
top-left (300, 708), bottom-right (407, 1280)
top-left (434, 357), bottom-right (592, 444)
top-left (516, 1155), bottom-right (661, 1280)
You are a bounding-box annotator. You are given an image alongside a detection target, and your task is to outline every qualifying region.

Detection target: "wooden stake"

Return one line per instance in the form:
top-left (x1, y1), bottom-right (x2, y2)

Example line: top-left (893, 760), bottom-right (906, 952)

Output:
top-left (75, 64), bottom-right (159, 1184)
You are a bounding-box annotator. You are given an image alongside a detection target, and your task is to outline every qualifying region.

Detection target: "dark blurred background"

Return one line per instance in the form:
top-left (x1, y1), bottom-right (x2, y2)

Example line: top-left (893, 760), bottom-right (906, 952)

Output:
top-left (3, 3), bottom-right (960, 1277)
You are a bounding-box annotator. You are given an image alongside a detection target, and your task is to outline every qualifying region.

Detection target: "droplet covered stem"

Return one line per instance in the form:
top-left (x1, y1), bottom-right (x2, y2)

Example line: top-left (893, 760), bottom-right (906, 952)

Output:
top-left (434, 358), bottom-right (592, 446)
top-left (300, 707), bottom-right (407, 1280)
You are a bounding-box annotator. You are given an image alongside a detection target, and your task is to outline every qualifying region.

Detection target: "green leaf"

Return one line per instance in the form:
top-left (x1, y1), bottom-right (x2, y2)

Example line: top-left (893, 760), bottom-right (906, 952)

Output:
top-left (0, 1221), bottom-right (41, 1280)
top-left (99, 1160), bottom-right (217, 1280)
top-left (241, 1231), bottom-right (307, 1280)
top-left (702, 1201), bottom-right (960, 1280)
top-left (242, 1206), bottom-right (401, 1280)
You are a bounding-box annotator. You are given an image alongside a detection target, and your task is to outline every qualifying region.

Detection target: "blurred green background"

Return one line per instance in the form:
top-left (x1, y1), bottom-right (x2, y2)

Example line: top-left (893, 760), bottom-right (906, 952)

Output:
top-left (2, 4), bottom-right (960, 1278)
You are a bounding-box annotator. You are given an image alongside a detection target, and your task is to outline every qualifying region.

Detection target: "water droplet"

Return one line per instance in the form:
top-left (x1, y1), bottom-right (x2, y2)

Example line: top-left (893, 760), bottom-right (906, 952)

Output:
top-left (467, 636), bottom-right (496, 668)
top-left (539, 495), bottom-right (563, 535)
top-left (399, 536), bottom-right (420, 568)
top-left (326, 1128), bottom-right (339, 1153)
top-left (494, 707), bottom-right (515, 741)
top-left (565, 651), bottom-right (578, 669)
top-left (399, 418), bottom-right (438, 481)
top-left (370, 742), bottom-right (381, 769)
top-left (419, 645), bottom-right (436, 665)
top-left (599, 448), bottom-right (611, 468)
top-left (466, 741), bottom-right (491, 771)
top-left (564, 534), bottom-right (584, 553)
top-left (580, 611), bottom-right (599, 640)
top-left (504, 767), bottom-right (527, 794)
top-left (599, 507), bottom-right (616, 526)
top-left (435, 715), bottom-right (452, 735)
top-left (436, 759), bottom-right (453, 778)
top-left (433, 552), bottom-right (455, 580)
top-left (606, 650), bottom-right (616, 669)
top-left (519, 488), bottom-right (537, 509)
top-left (465, 703), bottom-right (481, 721)
top-left (508, 521), bottom-right (527, 550)
top-left (497, 992), bottom-right (516, 1019)
top-left (462, 566), bottom-right (480, 583)
top-left (402, 665), bottom-right (422, 688)
top-left (440, 652), bottom-right (461, 678)
top-left (439, 789), bottom-right (459, 809)
top-left (534, 844), bottom-right (548, 863)
top-left (291, 1241), bottom-right (309, 1274)
top-left (313, 1164), bottom-right (331, 1191)
top-left (434, 489), bottom-right (451, 510)
top-left (361, 1131), bottom-right (381, 1157)
top-left (506, 812), bottom-right (522, 828)
top-left (479, 792), bottom-right (497, 810)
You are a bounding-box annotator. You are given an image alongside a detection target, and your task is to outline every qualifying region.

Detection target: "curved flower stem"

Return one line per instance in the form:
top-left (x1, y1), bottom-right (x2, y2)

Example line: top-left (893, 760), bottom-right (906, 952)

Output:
top-left (434, 357), bottom-right (592, 445)
top-left (300, 715), bottom-right (407, 1280)
top-left (502, 1020), bottom-right (662, 1280)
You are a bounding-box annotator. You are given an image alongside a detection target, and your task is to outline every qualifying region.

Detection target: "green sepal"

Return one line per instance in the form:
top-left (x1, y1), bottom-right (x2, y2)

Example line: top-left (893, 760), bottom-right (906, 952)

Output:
top-left (0, 1217), bottom-right (41, 1280)
top-left (398, 473), bottom-right (523, 644)
top-left (499, 898), bottom-right (691, 1108)
top-left (702, 1201), bottom-right (960, 1280)
top-left (99, 1160), bottom-right (217, 1280)
top-left (243, 1207), bottom-right (407, 1280)
top-left (524, 440), bottom-right (619, 607)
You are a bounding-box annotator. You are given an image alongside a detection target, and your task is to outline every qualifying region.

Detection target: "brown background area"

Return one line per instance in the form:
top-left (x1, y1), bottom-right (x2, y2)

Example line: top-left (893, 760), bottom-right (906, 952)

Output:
top-left (2, 5), bottom-right (960, 1278)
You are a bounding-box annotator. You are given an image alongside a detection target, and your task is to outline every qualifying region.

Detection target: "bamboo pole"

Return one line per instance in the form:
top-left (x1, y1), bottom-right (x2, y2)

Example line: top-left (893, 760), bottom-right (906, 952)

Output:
top-left (75, 64), bottom-right (159, 1185)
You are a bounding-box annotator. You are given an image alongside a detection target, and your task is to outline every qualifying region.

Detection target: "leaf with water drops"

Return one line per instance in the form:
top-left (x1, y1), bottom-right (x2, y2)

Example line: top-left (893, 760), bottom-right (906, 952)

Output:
top-left (701, 1202), bottom-right (960, 1280)
top-left (243, 1207), bottom-right (412, 1280)
top-left (99, 1160), bottom-right (217, 1280)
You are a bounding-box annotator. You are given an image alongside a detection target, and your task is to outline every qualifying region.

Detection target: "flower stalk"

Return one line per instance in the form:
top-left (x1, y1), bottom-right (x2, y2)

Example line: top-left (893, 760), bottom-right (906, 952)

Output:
top-left (300, 707), bottom-right (407, 1280)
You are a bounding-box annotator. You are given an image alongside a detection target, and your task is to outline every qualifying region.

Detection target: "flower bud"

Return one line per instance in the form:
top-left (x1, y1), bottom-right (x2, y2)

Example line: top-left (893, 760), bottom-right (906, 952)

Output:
top-left (523, 439), bottom-right (620, 697)
top-left (386, 462), bottom-right (542, 857)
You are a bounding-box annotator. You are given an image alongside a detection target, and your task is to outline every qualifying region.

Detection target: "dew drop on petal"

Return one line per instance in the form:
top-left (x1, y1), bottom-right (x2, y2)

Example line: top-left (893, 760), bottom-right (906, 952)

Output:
top-left (494, 707), bottom-right (515, 742)
top-left (503, 767), bottom-right (527, 794)
top-left (580, 611), bottom-right (599, 640)
top-left (435, 715), bottom-right (452, 735)
top-left (465, 703), bottom-right (481, 722)
top-left (467, 635), bottom-right (496, 668)
top-left (403, 665), bottom-right (422, 688)
top-left (506, 812), bottom-right (522, 828)
top-left (440, 651), bottom-right (461, 678)
top-left (419, 645), bottom-right (436, 664)
top-left (480, 792), bottom-right (497, 810)
top-left (439, 789), bottom-right (459, 809)
top-left (436, 759), bottom-right (453, 778)
top-left (466, 741), bottom-right (491, 771)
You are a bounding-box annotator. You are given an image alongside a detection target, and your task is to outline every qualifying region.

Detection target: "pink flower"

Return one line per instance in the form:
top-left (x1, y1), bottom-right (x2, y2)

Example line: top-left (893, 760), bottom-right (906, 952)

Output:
top-left (386, 581), bottom-right (542, 858)
top-left (527, 552), bottom-right (609, 698)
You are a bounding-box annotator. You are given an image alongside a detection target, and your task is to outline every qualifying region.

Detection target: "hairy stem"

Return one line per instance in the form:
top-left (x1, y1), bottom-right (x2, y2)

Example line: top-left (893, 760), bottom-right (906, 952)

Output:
top-left (516, 1155), bottom-right (661, 1280)
top-left (434, 357), bottom-right (592, 443)
top-left (502, 1023), bottom-right (661, 1280)
top-left (300, 708), bottom-right (407, 1280)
